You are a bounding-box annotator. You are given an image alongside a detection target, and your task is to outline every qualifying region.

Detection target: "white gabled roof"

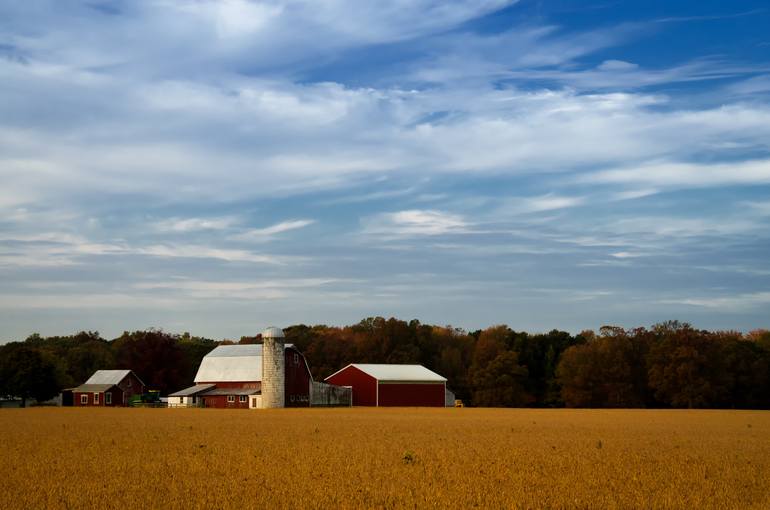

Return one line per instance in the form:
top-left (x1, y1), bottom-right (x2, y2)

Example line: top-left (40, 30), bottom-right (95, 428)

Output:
top-left (194, 343), bottom-right (294, 383)
top-left (84, 369), bottom-right (133, 385)
top-left (330, 364), bottom-right (447, 382)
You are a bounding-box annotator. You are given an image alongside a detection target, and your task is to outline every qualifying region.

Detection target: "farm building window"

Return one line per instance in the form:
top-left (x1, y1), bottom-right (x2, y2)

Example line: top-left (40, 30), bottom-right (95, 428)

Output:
top-left (227, 395), bottom-right (235, 403)
top-left (80, 394), bottom-right (88, 404)
top-left (294, 353), bottom-right (299, 365)
top-left (239, 395), bottom-right (247, 403)
top-left (94, 393), bottom-right (99, 404)
top-left (105, 393), bottom-right (112, 405)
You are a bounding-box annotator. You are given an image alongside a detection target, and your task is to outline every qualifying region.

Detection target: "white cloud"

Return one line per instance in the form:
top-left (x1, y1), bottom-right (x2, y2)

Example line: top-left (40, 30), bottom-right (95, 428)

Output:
top-left (362, 210), bottom-right (468, 236)
top-left (502, 194), bottom-right (585, 214)
top-left (230, 219), bottom-right (315, 241)
top-left (582, 159), bottom-right (770, 189)
top-left (597, 60), bottom-right (639, 71)
top-left (136, 245), bottom-right (287, 264)
top-left (661, 292), bottom-right (770, 311)
top-left (155, 217), bottom-right (237, 232)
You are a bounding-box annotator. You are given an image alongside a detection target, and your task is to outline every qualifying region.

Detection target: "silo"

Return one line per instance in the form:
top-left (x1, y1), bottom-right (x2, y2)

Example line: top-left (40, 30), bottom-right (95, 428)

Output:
top-left (261, 326), bottom-right (285, 408)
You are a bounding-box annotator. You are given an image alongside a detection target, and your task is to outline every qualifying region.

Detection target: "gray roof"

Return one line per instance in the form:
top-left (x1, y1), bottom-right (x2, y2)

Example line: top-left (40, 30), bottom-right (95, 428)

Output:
top-left (194, 344), bottom-right (294, 383)
top-left (327, 364), bottom-right (447, 383)
top-left (168, 384), bottom-right (216, 397)
top-left (72, 384), bottom-right (114, 393)
top-left (203, 387), bottom-right (261, 396)
top-left (84, 370), bottom-right (132, 385)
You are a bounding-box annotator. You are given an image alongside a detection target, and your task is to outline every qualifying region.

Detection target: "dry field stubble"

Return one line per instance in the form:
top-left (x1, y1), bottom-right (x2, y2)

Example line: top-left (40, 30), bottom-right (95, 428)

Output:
top-left (1, 408), bottom-right (768, 509)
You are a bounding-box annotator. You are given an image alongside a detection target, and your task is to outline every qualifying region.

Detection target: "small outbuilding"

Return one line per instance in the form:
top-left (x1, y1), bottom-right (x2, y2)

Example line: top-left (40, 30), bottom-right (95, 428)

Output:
top-left (71, 370), bottom-right (145, 407)
top-left (324, 364), bottom-right (447, 407)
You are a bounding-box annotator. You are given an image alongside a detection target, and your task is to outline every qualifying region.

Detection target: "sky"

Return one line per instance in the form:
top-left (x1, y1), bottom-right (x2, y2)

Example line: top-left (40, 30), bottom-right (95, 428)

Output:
top-left (1, 0), bottom-right (770, 341)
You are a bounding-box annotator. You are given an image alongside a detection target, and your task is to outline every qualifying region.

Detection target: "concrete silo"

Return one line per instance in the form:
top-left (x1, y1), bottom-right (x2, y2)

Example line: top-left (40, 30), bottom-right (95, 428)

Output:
top-left (261, 326), bottom-right (285, 408)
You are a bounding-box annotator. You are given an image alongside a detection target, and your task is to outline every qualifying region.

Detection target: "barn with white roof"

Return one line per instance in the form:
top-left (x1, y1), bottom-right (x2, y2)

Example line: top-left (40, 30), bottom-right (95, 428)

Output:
top-left (168, 342), bottom-right (312, 409)
top-left (324, 364), bottom-right (448, 407)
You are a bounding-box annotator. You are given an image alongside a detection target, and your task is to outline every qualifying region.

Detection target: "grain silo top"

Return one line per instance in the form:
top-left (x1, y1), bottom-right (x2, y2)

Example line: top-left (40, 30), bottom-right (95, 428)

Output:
top-left (262, 326), bottom-right (285, 339)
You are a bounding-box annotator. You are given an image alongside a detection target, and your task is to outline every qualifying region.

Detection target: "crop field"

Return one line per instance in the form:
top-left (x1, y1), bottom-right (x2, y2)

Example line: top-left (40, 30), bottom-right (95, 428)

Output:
top-left (1, 408), bottom-right (769, 509)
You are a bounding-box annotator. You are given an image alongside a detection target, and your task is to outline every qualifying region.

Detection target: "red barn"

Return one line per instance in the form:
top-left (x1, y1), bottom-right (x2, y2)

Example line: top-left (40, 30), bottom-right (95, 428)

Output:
top-left (168, 343), bottom-right (312, 408)
top-left (72, 369), bottom-right (145, 407)
top-left (325, 364), bottom-right (447, 407)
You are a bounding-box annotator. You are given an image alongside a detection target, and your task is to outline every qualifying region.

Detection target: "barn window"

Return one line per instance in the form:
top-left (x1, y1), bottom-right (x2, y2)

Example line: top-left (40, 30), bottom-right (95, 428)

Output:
top-left (80, 394), bottom-right (88, 404)
top-left (227, 395), bottom-right (235, 403)
top-left (294, 353), bottom-right (299, 365)
top-left (93, 393), bottom-right (99, 404)
top-left (105, 392), bottom-right (112, 405)
top-left (239, 395), bottom-right (247, 403)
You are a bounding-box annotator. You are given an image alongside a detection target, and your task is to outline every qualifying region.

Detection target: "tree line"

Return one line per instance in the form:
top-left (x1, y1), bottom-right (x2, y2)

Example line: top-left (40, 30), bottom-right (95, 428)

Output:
top-left (1, 318), bottom-right (768, 408)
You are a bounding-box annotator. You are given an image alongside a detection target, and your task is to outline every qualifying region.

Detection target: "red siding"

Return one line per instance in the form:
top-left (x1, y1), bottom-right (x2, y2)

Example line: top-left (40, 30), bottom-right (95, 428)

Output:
top-left (74, 392), bottom-right (99, 406)
top-left (325, 366), bottom-right (377, 406)
top-left (378, 382), bottom-right (445, 407)
top-left (115, 372), bottom-right (144, 405)
top-left (104, 387), bottom-right (122, 407)
top-left (202, 395), bottom-right (250, 409)
top-left (285, 347), bottom-right (311, 407)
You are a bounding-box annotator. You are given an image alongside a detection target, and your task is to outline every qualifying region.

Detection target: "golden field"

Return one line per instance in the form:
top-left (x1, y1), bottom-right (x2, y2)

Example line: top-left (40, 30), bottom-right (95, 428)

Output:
top-left (1, 408), bottom-right (768, 509)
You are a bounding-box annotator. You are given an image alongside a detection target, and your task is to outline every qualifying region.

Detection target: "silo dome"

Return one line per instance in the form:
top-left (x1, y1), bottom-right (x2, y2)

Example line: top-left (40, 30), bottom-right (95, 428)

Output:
top-left (262, 326), bottom-right (285, 339)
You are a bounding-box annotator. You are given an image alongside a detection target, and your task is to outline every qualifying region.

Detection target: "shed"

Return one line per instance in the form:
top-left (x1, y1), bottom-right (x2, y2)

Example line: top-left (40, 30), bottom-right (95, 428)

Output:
top-left (72, 369), bottom-right (145, 407)
top-left (324, 364), bottom-right (447, 407)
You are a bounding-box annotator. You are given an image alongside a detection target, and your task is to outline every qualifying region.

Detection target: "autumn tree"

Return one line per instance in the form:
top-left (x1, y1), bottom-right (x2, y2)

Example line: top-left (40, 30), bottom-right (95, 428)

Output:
top-left (647, 323), bottom-right (728, 408)
top-left (557, 327), bottom-right (646, 407)
top-left (470, 351), bottom-right (531, 407)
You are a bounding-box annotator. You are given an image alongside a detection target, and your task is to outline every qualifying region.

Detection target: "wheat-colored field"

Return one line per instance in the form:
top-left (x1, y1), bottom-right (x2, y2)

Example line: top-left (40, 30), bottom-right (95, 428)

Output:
top-left (1, 408), bottom-right (768, 509)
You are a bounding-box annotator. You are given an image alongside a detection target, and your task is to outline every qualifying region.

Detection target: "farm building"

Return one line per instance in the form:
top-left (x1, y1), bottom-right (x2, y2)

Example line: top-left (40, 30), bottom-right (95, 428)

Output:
top-left (324, 364), bottom-right (449, 407)
top-left (168, 327), bottom-right (351, 408)
top-left (69, 369), bottom-right (145, 407)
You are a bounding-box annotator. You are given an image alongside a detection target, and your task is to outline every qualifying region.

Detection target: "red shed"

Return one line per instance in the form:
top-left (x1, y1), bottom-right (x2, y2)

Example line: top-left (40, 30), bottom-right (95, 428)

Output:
top-left (72, 369), bottom-right (145, 407)
top-left (325, 364), bottom-right (447, 407)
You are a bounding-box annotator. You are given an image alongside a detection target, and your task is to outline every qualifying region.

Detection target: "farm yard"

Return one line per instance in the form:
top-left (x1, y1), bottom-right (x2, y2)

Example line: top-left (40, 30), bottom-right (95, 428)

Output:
top-left (2, 408), bottom-right (769, 509)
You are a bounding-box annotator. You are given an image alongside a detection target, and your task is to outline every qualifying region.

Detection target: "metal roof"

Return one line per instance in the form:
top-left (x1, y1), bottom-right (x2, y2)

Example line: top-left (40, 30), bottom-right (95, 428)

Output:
top-left (193, 344), bottom-right (294, 383)
top-left (72, 384), bottom-right (114, 393)
top-left (203, 387), bottom-right (261, 396)
top-left (168, 384), bottom-right (216, 397)
top-left (84, 370), bottom-right (132, 385)
top-left (262, 326), bottom-right (285, 339)
top-left (328, 364), bottom-right (447, 382)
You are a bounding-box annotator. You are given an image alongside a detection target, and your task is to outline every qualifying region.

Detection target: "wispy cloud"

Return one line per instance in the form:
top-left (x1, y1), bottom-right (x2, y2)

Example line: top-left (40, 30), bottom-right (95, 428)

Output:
top-left (501, 194), bottom-right (585, 215)
top-left (136, 245), bottom-right (288, 264)
top-left (582, 159), bottom-right (770, 189)
top-left (655, 9), bottom-right (766, 24)
top-left (230, 219), bottom-right (315, 241)
top-left (362, 210), bottom-right (468, 236)
top-left (661, 292), bottom-right (770, 311)
top-left (155, 217), bottom-right (237, 232)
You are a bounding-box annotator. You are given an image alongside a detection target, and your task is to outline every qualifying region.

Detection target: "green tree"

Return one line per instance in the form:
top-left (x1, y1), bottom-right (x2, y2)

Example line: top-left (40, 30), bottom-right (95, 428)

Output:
top-left (0, 343), bottom-right (61, 406)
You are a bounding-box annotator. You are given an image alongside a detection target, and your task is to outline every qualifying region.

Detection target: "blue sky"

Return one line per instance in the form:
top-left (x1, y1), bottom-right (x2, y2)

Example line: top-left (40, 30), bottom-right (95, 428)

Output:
top-left (1, 1), bottom-right (769, 340)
